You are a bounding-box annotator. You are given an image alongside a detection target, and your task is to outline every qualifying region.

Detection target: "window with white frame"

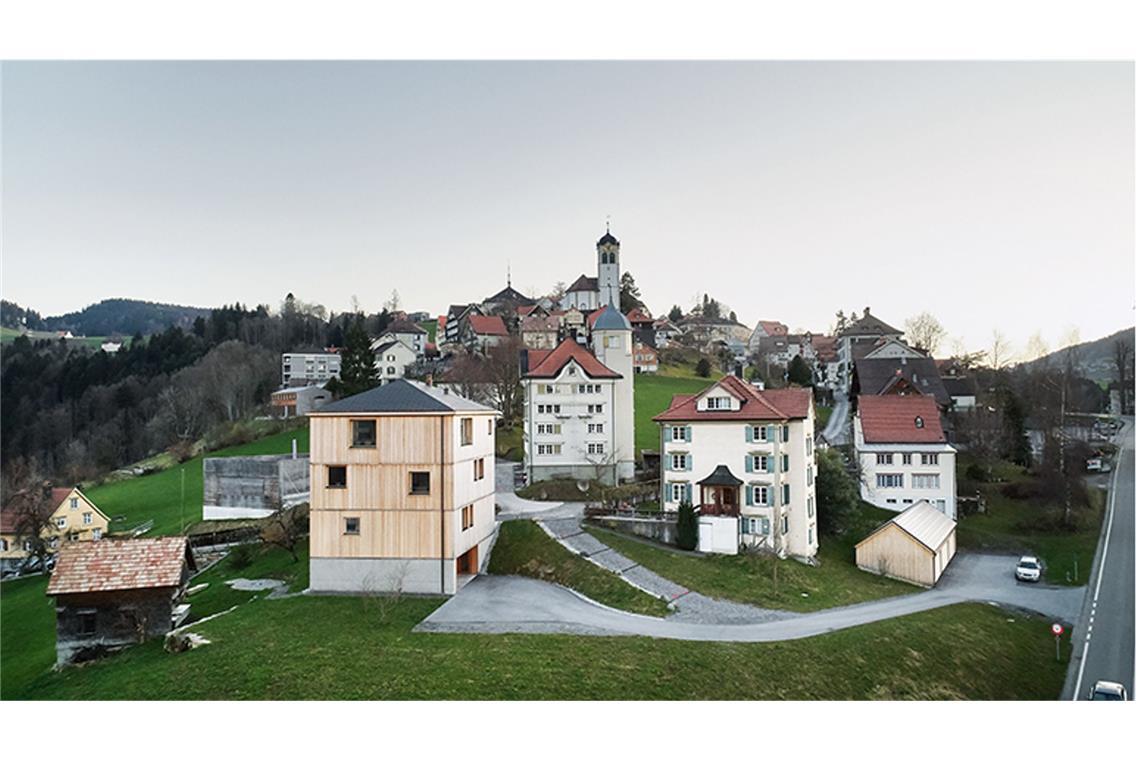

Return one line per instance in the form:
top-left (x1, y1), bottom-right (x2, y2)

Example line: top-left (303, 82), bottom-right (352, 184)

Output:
top-left (671, 453), bottom-right (687, 470)
top-left (902, 453), bottom-right (913, 465)
top-left (806, 437), bottom-right (813, 455)
top-left (752, 485), bottom-right (768, 505)
top-left (537, 444), bottom-right (563, 455)
top-left (936, 499), bottom-right (947, 513)
top-left (670, 426), bottom-right (686, 441)
top-left (751, 454), bottom-right (768, 472)
top-left (83, 512), bottom-right (92, 525)
top-left (588, 404), bottom-right (603, 414)
top-left (807, 496), bottom-right (815, 517)
top-left (741, 516), bottom-right (769, 536)
top-left (536, 404), bottom-right (562, 414)
top-left (752, 425), bottom-right (768, 441)
top-left (912, 473), bottom-right (940, 489)
top-left (670, 483), bottom-right (687, 502)
top-left (920, 453), bottom-right (940, 465)
top-left (705, 396), bottom-right (730, 410)
top-left (781, 454), bottom-right (789, 472)
top-left (536, 423), bottom-right (562, 435)
top-left (876, 453), bottom-right (894, 465)
top-left (587, 442), bottom-right (605, 455)
top-left (876, 473), bottom-right (904, 488)
top-left (588, 423), bottom-right (604, 434)
top-left (92, 528), bottom-right (102, 540)
top-left (70, 497), bottom-right (79, 510)
top-left (56, 517), bottom-right (67, 529)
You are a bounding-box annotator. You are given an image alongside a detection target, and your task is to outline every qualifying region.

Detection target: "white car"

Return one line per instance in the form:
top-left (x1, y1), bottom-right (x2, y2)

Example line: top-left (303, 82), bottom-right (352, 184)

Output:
top-left (1089, 681), bottom-right (1128, 700)
top-left (1015, 556), bottom-right (1043, 583)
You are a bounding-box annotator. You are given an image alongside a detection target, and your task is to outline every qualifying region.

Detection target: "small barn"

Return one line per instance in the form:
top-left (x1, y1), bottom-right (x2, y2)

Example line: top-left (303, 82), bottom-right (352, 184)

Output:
top-left (46, 536), bottom-right (196, 665)
top-left (855, 500), bottom-right (957, 587)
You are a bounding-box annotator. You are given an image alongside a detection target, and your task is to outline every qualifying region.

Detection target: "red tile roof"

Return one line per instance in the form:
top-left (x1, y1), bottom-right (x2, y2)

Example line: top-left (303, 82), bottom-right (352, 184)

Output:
top-left (520, 315), bottom-right (560, 332)
top-left (857, 395), bottom-right (946, 444)
top-left (653, 374), bottom-right (811, 422)
top-left (626, 307), bottom-right (654, 325)
top-left (756, 320), bottom-right (789, 337)
top-left (524, 338), bottom-right (621, 379)
top-left (1, 487), bottom-right (82, 533)
top-left (586, 308), bottom-right (604, 329)
top-left (467, 315), bottom-right (509, 337)
top-left (47, 536), bottom-right (195, 596)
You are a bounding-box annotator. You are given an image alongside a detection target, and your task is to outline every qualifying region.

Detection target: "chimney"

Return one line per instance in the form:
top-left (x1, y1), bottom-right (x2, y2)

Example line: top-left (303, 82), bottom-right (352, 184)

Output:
top-left (863, 307), bottom-right (871, 318)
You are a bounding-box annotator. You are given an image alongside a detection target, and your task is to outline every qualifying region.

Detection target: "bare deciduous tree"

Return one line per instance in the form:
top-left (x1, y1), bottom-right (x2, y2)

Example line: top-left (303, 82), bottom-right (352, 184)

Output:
top-left (260, 504), bottom-right (309, 563)
top-left (904, 312), bottom-right (947, 354)
top-left (988, 330), bottom-right (1013, 369)
top-left (1, 458), bottom-right (57, 568)
top-left (1024, 331), bottom-right (1050, 362)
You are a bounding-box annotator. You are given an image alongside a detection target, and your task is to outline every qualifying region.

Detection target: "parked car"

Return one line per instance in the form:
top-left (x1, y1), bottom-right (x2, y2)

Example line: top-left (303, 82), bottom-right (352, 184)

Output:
top-left (1089, 681), bottom-right (1128, 700)
top-left (1015, 556), bottom-right (1043, 583)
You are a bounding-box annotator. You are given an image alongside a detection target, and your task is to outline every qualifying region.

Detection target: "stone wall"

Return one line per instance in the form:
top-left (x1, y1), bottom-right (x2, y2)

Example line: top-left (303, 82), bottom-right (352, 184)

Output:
top-left (586, 514), bottom-right (678, 546)
top-left (203, 454), bottom-right (310, 520)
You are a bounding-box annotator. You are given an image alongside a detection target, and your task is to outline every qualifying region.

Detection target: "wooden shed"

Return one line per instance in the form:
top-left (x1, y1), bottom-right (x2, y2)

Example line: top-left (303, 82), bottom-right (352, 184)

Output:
top-left (855, 500), bottom-right (957, 587)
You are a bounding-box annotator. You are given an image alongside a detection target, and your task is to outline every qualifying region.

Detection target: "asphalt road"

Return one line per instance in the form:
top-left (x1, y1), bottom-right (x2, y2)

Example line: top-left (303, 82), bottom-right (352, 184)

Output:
top-left (1064, 418), bottom-right (1134, 700)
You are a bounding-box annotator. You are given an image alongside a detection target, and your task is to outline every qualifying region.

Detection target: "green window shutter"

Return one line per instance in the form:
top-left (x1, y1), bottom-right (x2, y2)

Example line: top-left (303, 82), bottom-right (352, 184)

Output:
top-left (685, 455), bottom-right (692, 471)
top-left (767, 424), bottom-right (776, 443)
top-left (685, 426), bottom-right (692, 442)
top-left (783, 483), bottom-right (790, 505)
top-left (662, 480), bottom-right (669, 503)
top-left (745, 486), bottom-right (754, 506)
top-left (765, 456), bottom-right (773, 473)
top-left (665, 456), bottom-right (672, 472)
top-left (684, 483), bottom-right (692, 503)
top-left (762, 517), bottom-right (770, 535)
top-left (782, 454), bottom-right (789, 472)
top-left (745, 456), bottom-right (753, 473)
top-left (745, 425), bottom-right (752, 443)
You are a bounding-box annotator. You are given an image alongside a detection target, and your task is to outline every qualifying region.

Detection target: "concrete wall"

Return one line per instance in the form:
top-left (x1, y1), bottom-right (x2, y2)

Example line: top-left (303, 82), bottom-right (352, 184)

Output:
top-left (587, 515), bottom-right (678, 545)
top-left (310, 557), bottom-right (457, 595)
top-left (202, 455), bottom-right (310, 521)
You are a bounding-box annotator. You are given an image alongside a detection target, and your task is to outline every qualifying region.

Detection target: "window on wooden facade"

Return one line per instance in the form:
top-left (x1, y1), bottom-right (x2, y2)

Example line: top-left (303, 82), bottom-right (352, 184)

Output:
top-left (327, 466), bottom-right (347, 489)
top-left (78, 611), bottom-right (97, 637)
top-left (461, 418), bottom-right (473, 445)
top-left (352, 420), bottom-right (377, 448)
top-left (83, 512), bottom-right (92, 525)
top-left (410, 471), bottom-right (431, 495)
top-left (70, 497), bottom-right (79, 510)
top-left (92, 528), bottom-right (102, 540)
top-left (343, 517), bottom-right (360, 535)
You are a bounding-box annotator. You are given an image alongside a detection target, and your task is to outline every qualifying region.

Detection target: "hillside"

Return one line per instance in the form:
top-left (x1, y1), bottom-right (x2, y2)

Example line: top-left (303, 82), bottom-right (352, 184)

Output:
top-left (1018, 326), bottom-right (1134, 383)
top-left (41, 298), bottom-right (212, 337)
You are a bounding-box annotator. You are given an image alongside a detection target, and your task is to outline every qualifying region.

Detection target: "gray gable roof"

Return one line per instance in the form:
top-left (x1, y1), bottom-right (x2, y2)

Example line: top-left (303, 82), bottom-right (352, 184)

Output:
top-left (316, 379), bottom-right (495, 415)
top-left (852, 356), bottom-right (951, 407)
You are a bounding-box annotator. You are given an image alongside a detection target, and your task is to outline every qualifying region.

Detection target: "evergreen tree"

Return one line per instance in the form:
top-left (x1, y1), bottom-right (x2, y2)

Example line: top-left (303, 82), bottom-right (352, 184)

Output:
top-left (334, 318), bottom-right (380, 398)
top-left (619, 271), bottom-right (644, 313)
top-left (676, 500), bottom-right (698, 550)
top-left (815, 449), bottom-right (860, 535)
top-left (787, 355), bottom-right (813, 387)
top-left (695, 357), bottom-right (711, 377)
top-left (668, 304), bottom-right (683, 322)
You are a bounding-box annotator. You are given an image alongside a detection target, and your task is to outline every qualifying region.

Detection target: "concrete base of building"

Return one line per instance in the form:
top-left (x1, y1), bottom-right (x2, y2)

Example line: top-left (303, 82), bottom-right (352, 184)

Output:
top-left (527, 459), bottom-right (637, 486)
top-left (202, 505), bottom-right (278, 521)
top-left (310, 557), bottom-right (457, 595)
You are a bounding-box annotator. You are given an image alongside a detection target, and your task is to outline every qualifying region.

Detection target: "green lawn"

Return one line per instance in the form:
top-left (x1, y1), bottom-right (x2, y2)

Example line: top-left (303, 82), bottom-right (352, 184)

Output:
top-left (956, 481), bottom-right (1104, 585)
top-left (585, 526), bottom-right (914, 612)
top-left (488, 520), bottom-right (668, 616)
top-left (5, 595), bottom-right (1069, 700)
top-left (85, 427), bottom-right (311, 538)
top-left (0, 542), bottom-right (310, 698)
top-left (495, 425), bottom-right (523, 462)
top-left (418, 320), bottom-right (438, 343)
top-left (634, 372), bottom-right (717, 454)
top-left (815, 404), bottom-right (833, 429)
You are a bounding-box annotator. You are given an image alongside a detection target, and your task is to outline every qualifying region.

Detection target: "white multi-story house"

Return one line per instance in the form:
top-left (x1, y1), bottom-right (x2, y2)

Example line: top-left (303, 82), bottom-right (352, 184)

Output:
top-left (372, 339), bottom-right (417, 384)
top-left (282, 352), bottom-right (342, 388)
top-left (653, 375), bottom-right (818, 559)
top-left (521, 305), bottom-right (635, 485)
top-left (854, 394), bottom-right (957, 519)
top-left (375, 319), bottom-right (428, 357)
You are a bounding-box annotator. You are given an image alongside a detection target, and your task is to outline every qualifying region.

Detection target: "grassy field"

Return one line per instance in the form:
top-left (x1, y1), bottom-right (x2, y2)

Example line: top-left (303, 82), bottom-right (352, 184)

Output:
top-left (4, 593), bottom-right (1069, 700)
top-left (417, 320), bottom-right (438, 343)
top-left (633, 372), bottom-right (716, 453)
top-left (495, 424), bottom-right (523, 462)
top-left (0, 542), bottom-right (310, 698)
top-left (815, 404), bottom-right (833, 430)
top-left (585, 518), bottom-right (915, 613)
top-left (488, 520), bottom-right (668, 616)
top-left (0, 326), bottom-right (125, 350)
top-left (85, 427), bottom-right (311, 538)
top-left (956, 480), bottom-right (1104, 586)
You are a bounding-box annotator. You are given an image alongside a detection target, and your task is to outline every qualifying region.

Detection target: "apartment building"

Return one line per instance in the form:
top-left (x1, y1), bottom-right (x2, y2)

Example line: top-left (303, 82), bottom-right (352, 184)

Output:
top-left (282, 351), bottom-right (342, 388)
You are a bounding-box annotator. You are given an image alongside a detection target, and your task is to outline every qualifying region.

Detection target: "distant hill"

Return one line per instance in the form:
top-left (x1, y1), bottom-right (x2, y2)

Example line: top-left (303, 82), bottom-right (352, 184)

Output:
top-left (1018, 326), bottom-right (1134, 384)
top-left (41, 298), bottom-right (212, 337)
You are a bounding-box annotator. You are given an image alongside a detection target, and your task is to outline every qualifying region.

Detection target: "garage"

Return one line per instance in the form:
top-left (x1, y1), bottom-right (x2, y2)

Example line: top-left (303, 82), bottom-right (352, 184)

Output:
top-left (855, 500), bottom-right (957, 587)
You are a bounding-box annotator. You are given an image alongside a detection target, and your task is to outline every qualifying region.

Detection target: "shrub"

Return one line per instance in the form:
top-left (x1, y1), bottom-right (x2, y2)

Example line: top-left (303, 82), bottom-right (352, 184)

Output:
top-left (695, 358), bottom-right (711, 377)
top-left (228, 542), bottom-right (256, 570)
top-left (965, 462), bottom-right (988, 482)
top-left (676, 501), bottom-right (698, 550)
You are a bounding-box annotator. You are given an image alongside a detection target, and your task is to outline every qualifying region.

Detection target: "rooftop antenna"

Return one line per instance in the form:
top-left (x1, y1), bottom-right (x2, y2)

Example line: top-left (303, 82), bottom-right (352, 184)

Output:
top-left (507, 261), bottom-right (511, 288)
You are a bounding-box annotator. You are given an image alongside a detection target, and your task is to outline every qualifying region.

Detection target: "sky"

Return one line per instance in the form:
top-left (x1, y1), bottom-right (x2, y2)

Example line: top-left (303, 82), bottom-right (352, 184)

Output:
top-left (1, 61), bottom-right (1133, 355)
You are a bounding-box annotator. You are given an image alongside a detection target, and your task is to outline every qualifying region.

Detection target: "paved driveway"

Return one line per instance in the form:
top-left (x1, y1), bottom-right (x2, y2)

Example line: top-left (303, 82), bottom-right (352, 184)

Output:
top-left (416, 550), bottom-right (1083, 642)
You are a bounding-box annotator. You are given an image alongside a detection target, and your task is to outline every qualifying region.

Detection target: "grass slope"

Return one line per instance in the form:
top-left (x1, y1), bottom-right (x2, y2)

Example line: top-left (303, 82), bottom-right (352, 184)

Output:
top-left (0, 543), bottom-right (309, 698)
top-left (585, 525), bottom-right (915, 612)
top-left (488, 520), bottom-right (668, 617)
top-left (634, 372), bottom-right (716, 454)
top-left (8, 597), bottom-right (1069, 700)
top-left (85, 427), bottom-right (311, 538)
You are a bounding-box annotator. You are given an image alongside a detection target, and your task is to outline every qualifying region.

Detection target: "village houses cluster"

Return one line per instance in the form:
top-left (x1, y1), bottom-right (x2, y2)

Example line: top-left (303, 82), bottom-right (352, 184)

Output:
top-left (1, 226), bottom-right (981, 665)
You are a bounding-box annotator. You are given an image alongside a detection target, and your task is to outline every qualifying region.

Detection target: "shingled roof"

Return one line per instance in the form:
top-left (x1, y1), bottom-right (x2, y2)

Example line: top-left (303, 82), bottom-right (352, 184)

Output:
top-left (856, 394), bottom-right (946, 444)
top-left (837, 308), bottom-right (903, 338)
top-left (47, 536), bottom-right (195, 596)
top-left (852, 356), bottom-right (951, 407)
top-left (466, 314), bottom-right (509, 337)
top-left (314, 379), bottom-right (496, 414)
top-left (524, 338), bottom-right (622, 379)
top-left (653, 374), bottom-right (811, 422)
top-left (566, 274), bottom-right (598, 293)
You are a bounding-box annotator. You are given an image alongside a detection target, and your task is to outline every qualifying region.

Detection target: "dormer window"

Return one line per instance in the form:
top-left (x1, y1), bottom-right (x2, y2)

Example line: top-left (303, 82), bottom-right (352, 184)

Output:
top-left (705, 396), bottom-right (731, 411)
top-left (915, 416), bottom-right (925, 429)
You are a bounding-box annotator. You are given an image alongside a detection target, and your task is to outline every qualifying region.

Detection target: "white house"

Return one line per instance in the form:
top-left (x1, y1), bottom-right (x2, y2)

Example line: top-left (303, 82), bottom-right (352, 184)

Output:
top-left (836, 308), bottom-right (904, 391)
top-left (653, 375), bottom-right (818, 559)
top-left (282, 352), bottom-right (342, 387)
top-left (375, 319), bottom-right (428, 357)
top-left (521, 305), bottom-right (635, 485)
top-left (854, 394), bottom-right (957, 519)
top-left (373, 339), bottom-right (418, 384)
top-left (747, 320), bottom-right (789, 355)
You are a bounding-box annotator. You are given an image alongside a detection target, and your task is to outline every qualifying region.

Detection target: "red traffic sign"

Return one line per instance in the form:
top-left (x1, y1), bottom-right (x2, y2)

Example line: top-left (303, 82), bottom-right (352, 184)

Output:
top-left (1052, 623), bottom-right (1064, 636)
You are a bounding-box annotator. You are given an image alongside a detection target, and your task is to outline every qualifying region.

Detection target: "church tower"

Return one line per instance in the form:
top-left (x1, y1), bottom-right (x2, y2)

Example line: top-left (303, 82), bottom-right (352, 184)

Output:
top-left (596, 226), bottom-right (621, 309)
top-left (591, 304), bottom-right (636, 482)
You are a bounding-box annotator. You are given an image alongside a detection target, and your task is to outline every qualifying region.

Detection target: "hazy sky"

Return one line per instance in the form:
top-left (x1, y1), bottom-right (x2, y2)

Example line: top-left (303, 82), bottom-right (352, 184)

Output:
top-left (1, 61), bottom-right (1133, 354)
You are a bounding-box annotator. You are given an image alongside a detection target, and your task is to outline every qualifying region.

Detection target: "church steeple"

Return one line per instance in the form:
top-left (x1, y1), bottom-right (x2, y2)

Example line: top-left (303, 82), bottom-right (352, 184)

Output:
top-left (596, 223), bottom-right (620, 307)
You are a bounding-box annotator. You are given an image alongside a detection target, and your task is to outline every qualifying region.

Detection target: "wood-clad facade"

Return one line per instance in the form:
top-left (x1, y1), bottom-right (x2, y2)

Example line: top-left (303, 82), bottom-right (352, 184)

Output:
top-left (307, 381), bottom-right (498, 595)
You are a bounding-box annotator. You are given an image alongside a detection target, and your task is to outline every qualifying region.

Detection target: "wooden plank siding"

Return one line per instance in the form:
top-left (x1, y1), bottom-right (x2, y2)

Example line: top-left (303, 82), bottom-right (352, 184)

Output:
top-left (856, 523), bottom-right (937, 587)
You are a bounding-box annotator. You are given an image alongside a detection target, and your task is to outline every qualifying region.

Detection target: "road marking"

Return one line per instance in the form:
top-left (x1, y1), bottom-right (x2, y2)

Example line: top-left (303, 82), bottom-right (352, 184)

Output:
top-left (1071, 421), bottom-right (1128, 700)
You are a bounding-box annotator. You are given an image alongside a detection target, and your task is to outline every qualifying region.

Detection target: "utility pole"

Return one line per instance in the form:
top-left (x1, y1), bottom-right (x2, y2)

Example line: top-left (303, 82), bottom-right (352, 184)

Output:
top-left (180, 467), bottom-right (186, 534)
